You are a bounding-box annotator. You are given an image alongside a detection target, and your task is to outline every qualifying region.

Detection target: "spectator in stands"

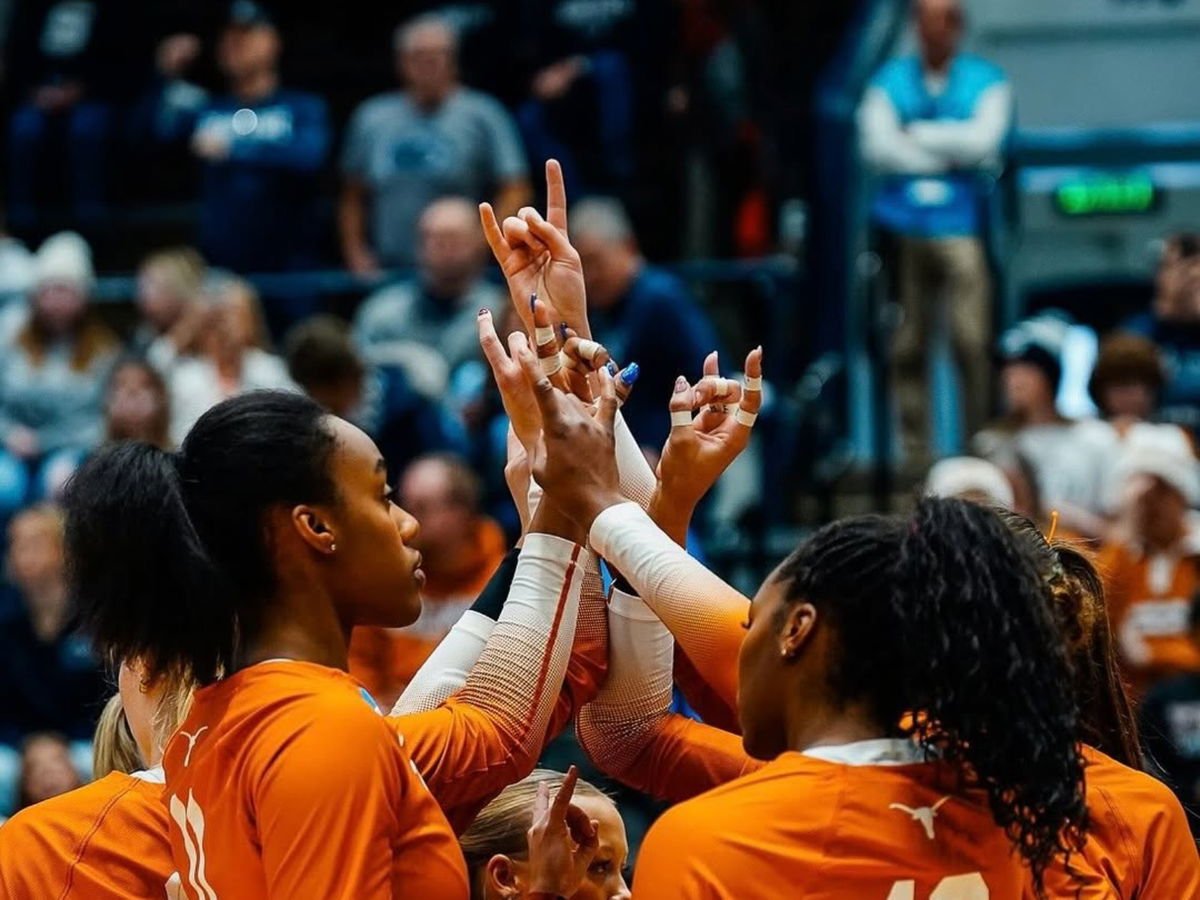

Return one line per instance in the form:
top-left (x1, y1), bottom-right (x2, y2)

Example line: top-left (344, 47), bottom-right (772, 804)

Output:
top-left (284, 315), bottom-right (462, 480)
top-left (6, 0), bottom-right (149, 228)
top-left (0, 233), bottom-right (119, 514)
top-left (349, 453), bottom-right (506, 708)
top-left (1089, 332), bottom-right (1169, 436)
top-left (1101, 428), bottom-right (1200, 693)
top-left (157, 273), bottom-right (295, 445)
top-left (973, 318), bottom-right (1112, 537)
top-left (103, 359), bottom-right (172, 449)
top-left (924, 455), bottom-right (1014, 508)
top-left (156, 2), bottom-right (331, 273)
top-left (339, 13), bottom-right (531, 273)
top-left (572, 197), bottom-right (719, 449)
top-left (0, 506), bottom-right (104, 813)
top-left (1123, 233), bottom-right (1200, 436)
top-left (859, 0), bottom-right (1012, 462)
top-left (1140, 592), bottom-right (1200, 836)
top-left (14, 733), bottom-right (83, 812)
top-left (0, 228), bottom-right (35, 342)
top-left (131, 247), bottom-right (206, 357)
top-left (353, 196), bottom-right (504, 374)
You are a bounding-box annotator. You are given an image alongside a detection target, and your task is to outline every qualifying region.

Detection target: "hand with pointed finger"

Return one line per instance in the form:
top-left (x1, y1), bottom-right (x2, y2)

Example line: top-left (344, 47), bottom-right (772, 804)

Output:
top-left (479, 159), bottom-right (590, 339)
top-left (527, 766), bottom-right (600, 899)
top-left (654, 346), bottom-right (765, 521)
top-left (512, 331), bottom-right (624, 530)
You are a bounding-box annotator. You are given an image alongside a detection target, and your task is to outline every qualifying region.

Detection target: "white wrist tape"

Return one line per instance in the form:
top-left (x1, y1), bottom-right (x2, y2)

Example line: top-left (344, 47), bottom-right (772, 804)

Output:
top-left (743, 375), bottom-right (763, 392)
top-left (735, 408), bottom-right (758, 427)
top-left (670, 409), bottom-right (693, 428)
top-left (535, 325), bottom-right (557, 346)
top-left (540, 352), bottom-right (563, 376)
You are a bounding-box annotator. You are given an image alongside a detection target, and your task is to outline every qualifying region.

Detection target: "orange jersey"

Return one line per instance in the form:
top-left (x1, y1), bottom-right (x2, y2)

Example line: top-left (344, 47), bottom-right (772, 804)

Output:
top-left (1036, 745), bottom-right (1200, 899)
top-left (634, 747), bottom-right (1026, 900)
top-left (1099, 541), bottom-right (1200, 689)
top-left (0, 770), bottom-right (174, 899)
top-left (161, 660), bottom-right (467, 900)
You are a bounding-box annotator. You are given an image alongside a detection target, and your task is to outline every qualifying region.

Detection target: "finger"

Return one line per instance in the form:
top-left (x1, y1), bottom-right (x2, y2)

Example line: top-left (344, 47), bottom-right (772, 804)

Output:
top-left (668, 376), bottom-right (697, 434)
top-left (477, 309), bottom-right (514, 375)
top-left (521, 206), bottom-right (577, 260)
top-left (562, 335), bottom-right (609, 372)
top-left (479, 203), bottom-right (511, 259)
top-left (564, 804), bottom-right (599, 848)
top-left (693, 375), bottom-right (740, 409)
top-left (534, 780), bottom-right (550, 821)
top-left (595, 364), bottom-right (619, 432)
top-left (737, 346), bottom-right (764, 429)
top-left (551, 765), bottom-right (580, 820)
top-left (613, 361), bottom-right (638, 406)
top-left (546, 159), bottom-right (568, 235)
top-left (501, 215), bottom-right (549, 256)
top-left (512, 330), bottom-right (564, 420)
top-left (702, 350), bottom-right (719, 379)
top-left (530, 296), bottom-right (570, 388)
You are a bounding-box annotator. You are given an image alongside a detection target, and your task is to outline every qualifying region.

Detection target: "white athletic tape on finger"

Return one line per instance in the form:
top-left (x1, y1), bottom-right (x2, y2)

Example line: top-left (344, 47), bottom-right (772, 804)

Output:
top-left (735, 408), bottom-right (758, 427)
top-left (743, 375), bottom-right (763, 392)
top-left (578, 340), bottom-right (603, 362)
top-left (535, 326), bottom-right (557, 346)
top-left (670, 409), bottom-right (694, 428)
top-left (541, 353), bottom-right (563, 376)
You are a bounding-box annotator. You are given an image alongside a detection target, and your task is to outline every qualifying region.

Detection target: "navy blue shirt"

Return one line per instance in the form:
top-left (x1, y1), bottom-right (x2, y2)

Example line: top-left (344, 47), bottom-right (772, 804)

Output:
top-left (590, 265), bottom-right (720, 450)
top-left (1122, 313), bottom-right (1200, 431)
top-left (167, 88), bottom-right (331, 272)
top-left (0, 586), bottom-right (107, 745)
top-left (1141, 672), bottom-right (1200, 836)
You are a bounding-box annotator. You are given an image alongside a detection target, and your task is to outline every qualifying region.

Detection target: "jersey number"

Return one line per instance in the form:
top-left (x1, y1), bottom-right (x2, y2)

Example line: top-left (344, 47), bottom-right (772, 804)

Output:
top-left (886, 873), bottom-right (988, 899)
top-left (169, 791), bottom-right (219, 900)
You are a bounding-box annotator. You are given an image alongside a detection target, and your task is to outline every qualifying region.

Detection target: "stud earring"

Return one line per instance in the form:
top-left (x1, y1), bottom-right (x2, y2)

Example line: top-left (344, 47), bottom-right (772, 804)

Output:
top-left (330, 543), bottom-right (337, 552)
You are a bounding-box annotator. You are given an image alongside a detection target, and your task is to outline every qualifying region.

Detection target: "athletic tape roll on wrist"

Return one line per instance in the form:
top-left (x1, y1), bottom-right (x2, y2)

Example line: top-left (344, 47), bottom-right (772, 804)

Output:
top-left (670, 409), bottom-right (693, 427)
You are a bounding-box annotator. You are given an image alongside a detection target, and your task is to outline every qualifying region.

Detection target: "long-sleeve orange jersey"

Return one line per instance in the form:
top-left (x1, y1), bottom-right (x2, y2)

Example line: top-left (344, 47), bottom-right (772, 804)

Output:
top-left (1034, 745), bottom-right (1200, 899)
top-left (161, 660), bottom-right (469, 900)
top-left (0, 770), bottom-right (174, 899)
top-left (633, 745), bottom-right (1026, 900)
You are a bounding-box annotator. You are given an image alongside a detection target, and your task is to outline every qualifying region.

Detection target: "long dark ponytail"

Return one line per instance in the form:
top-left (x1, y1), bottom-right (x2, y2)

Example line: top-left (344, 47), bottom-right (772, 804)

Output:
top-left (64, 391), bottom-right (338, 685)
top-left (776, 497), bottom-right (1087, 893)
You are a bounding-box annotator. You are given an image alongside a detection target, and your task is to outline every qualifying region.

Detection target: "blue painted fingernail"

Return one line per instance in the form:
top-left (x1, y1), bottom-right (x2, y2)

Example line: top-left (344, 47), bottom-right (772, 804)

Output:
top-left (529, 293), bottom-right (537, 312)
top-left (606, 360), bottom-right (618, 376)
top-left (560, 322), bottom-right (569, 341)
top-left (621, 362), bottom-right (640, 384)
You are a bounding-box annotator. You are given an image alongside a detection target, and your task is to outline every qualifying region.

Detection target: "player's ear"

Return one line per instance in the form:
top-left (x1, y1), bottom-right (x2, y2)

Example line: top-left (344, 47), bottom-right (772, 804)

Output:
top-left (484, 854), bottom-right (522, 897)
top-left (779, 602), bottom-right (817, 661)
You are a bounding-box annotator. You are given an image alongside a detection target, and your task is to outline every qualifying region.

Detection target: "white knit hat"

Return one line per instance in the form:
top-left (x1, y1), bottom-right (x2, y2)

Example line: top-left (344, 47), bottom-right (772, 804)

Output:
top-left (926, 456), bottom-right (1016, 509)
top-left (34, 231), bottom-right (94, 291)
top-left (1108, 424), bottom-right (1200, 508)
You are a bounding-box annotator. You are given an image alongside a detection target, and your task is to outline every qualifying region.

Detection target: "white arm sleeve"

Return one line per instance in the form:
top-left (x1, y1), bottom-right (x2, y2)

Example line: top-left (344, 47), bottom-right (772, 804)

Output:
top-left (589, 502), bottom-right (749, 699)
top-left (858, 87), bottom-right (947, 175)
top-left (615, 410), bottom-right (657, 510)
top-left (389, 611), bottom-right (495, 715)
top-left (451, 534), bottom-right (588, 755)
top-left (576, 588), bottom-right (674, 778)
top-left (908, 83), bottom-right (1013, 169)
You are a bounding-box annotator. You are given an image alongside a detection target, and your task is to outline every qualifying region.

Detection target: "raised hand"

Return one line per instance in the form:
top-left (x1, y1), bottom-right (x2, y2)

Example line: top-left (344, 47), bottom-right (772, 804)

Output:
top-left (655, 347), bottom-right (765, 518)
top-left (479, 160), bottom-right (590, 339)
top-left (512, 331), bottom-right (624, 530)
top-left (527, 766), bottom-right (600, 899)
top-left (477, 308), bottom-right (541, 454)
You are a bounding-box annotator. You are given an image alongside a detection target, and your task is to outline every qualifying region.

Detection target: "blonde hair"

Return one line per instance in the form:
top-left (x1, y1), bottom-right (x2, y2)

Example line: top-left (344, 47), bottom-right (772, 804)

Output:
top-left (458, 770), bottom-right (610, 899)
top-left (140, 247), bottom-right (206, 299)
top-left (151, 671), bottom-right (195, 755)
top-left (8, 502), bottom-right (65, 544)
top-left (93, 694), bottom-right (143, 778)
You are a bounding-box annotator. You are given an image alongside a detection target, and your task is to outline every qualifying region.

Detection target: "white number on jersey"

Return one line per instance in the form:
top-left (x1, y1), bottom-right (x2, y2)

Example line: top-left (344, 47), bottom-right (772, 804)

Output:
top-left (169, 791), bottom-right (219, 900)
top-left (886, 873), bottom-right (989, 899)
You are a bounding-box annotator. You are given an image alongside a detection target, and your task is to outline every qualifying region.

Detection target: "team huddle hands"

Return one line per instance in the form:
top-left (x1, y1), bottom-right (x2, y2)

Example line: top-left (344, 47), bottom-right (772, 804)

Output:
top-left (477, 159), bottom-right (765, 889)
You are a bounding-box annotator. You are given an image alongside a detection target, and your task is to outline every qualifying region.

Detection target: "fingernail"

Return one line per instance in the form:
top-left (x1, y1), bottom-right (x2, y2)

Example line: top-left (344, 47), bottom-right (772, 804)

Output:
top-left (674, 376), bottom-right (688, 392)
top-left (559, 322), bottom-right (569, 341)
top-left (529, 293), bottom-right (537, 312)
top-left (606, 360), bottom-right (618, 376)
top-left (621, 362), bottom-right (640, 384)
top-left (478, 308), bottom-right (489, 316)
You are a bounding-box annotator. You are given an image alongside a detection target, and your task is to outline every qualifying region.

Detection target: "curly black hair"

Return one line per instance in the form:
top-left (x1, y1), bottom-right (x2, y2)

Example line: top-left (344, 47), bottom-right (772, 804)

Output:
top-left (775, 497), bottom-right (1088, 895)
top-left (63, 391), bottom-right (338, 686)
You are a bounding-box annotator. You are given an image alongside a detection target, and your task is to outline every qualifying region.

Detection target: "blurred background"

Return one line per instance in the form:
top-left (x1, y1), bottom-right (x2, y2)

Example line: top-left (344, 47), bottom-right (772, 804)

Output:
top-left (0, 0), bottom-right (1198, 845)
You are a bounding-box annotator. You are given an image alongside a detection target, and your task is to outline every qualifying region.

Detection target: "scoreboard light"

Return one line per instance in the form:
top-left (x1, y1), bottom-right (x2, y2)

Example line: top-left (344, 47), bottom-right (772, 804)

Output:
top-left (1054, 172), bottom-right (1158, 217)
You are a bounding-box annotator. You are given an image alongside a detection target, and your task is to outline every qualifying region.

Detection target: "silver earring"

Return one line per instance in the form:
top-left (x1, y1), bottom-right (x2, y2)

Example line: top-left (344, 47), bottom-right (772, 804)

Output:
top-left (330, 543), bottom-right (337, 552)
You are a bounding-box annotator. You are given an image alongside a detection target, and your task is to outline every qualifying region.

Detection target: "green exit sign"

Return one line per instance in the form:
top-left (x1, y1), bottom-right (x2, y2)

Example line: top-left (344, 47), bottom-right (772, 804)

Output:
top-left (1055, 172), bottom-right (1158, 216)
